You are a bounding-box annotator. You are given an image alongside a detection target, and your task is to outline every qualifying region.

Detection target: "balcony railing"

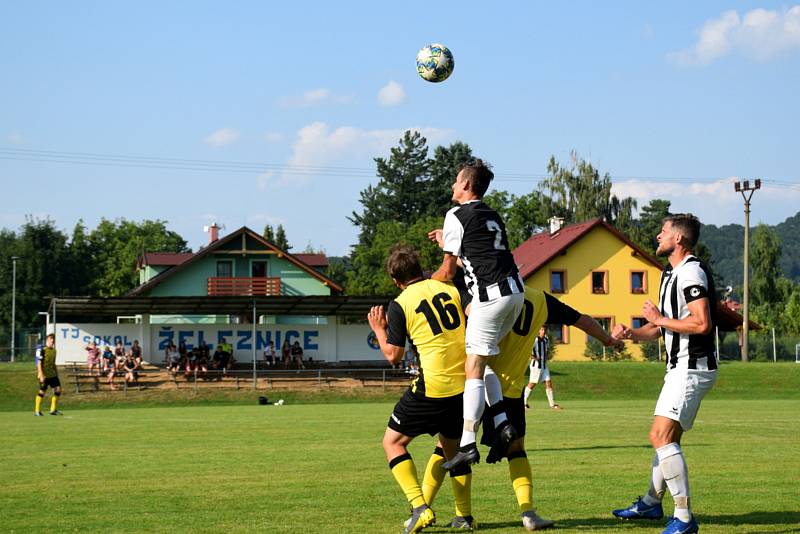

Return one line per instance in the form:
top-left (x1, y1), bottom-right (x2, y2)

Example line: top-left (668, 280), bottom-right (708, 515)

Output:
top-left (207, 277), bottom-right (281, 296)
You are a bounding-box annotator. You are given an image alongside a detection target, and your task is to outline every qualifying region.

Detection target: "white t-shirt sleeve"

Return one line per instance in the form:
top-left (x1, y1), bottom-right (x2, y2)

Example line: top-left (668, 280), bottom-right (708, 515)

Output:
top-left (680, 264), bottom-right (709, 303)
top-left (442, 207), bottom-right (464, 257)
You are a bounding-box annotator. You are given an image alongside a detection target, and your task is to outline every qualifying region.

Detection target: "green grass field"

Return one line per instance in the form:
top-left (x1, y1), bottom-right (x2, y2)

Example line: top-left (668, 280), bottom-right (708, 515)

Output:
top-left (1, 363), bottom-right (798, 533)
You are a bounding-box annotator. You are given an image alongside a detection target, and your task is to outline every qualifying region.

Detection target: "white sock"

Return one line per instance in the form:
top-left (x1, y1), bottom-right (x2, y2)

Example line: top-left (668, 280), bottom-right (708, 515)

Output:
top-left (523, 386), bottom-right (532, 404)
top-left (643, 453), bottom-right (665, 506)
top-left (657, 443), bottom-right (691, 522)
top-left (546, 387), bottom-right (555, 407)
top-left (460, 378), bottom-right (485, 447)
top-left (483, 367), bottom-right (508, 427)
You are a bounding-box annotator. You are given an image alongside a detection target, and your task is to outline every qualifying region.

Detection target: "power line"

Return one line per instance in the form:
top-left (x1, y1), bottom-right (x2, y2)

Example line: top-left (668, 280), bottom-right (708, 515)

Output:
top-left (0, 146), bottom-right (798, 187)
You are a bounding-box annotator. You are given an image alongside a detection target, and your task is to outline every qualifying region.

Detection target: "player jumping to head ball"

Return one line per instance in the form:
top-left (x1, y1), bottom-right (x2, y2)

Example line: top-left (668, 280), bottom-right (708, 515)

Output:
top-left (428, 159), bottom-right (525, 470)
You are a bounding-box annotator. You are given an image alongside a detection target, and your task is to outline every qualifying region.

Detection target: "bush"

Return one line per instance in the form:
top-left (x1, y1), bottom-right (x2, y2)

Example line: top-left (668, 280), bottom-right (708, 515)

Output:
top-left (584, 338), bottom-right (632, 361)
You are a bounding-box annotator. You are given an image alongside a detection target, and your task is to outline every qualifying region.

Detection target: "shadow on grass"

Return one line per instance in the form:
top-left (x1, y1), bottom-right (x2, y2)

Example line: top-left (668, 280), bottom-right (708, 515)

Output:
top-left (426, 511), bottom-right (800, 532)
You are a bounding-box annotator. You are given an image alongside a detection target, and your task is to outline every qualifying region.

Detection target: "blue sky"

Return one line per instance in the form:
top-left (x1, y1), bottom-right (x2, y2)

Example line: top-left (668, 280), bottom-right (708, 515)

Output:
top-left (2, 1), bottom-right (799, 255)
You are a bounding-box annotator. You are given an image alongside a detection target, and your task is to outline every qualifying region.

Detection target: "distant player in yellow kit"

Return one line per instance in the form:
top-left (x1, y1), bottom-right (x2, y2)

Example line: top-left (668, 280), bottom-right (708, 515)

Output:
top-left (35, 334), bottom-right (63, 416)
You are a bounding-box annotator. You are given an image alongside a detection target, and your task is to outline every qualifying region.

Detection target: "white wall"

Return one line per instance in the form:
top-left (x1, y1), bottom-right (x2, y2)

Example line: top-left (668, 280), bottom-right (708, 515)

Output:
top-left (54, 322), bottom-right (384, 365)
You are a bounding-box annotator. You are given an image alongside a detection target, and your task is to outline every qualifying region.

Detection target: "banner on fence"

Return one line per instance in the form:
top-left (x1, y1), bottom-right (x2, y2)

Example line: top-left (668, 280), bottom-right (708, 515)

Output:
top-left (54, 323), bottom-right (382, 365)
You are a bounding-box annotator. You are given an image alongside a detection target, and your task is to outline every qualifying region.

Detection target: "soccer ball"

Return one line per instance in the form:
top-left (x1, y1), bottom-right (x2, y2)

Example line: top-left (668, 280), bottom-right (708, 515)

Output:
top-left (416, 43), bottom-right (454, 83)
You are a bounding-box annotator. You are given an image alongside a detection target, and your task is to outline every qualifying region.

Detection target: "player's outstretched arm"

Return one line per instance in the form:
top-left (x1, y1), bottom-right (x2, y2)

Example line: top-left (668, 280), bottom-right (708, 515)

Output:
top-left (367, 306), bottom-right (404, 365)
top-left (574, 315), bottom-right (625, 350)
top-left (615, 320), bottom-right (661, 342)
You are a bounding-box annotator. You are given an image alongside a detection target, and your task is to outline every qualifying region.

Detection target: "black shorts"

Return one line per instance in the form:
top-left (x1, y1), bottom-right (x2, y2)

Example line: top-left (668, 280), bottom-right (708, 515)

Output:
top-left (388, 388), bottom-right (463, 440)
top-left (480, 394), bottom-right (526, 448)
top-left (39, 376), bottom-right (61, 391)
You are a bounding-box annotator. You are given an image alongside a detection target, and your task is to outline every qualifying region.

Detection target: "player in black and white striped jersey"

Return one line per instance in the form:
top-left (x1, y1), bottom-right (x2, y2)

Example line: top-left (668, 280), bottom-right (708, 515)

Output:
top-left (427, 159), bottom-right (525, 471)
top-left (611, 213), bottom-right (716, 534)
top-left (523, 326), bottom-right (561, 410)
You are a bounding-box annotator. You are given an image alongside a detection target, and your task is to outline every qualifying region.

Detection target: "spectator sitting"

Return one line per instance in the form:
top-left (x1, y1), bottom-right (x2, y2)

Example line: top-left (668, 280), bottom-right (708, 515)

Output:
top-left (185, 346), bottom-right (203, 378)
top-left (263, 341), bottom-right (277, 366)
top-left (281, 340), bottom-right (291, 368)
top-left (291, 341), bottom-right (305, 370)
top-left (195, 346), bottom-right (209, 378)
top-left (131, 340), bottom-right (143, 366)
top-left (123, 351), bottom-right (139, 385)
top-left (85, 341), bottom-right (101, 377)
top-left (114, 341), bottom-right (126, 368)
top-left (102, 345), bottom-right (117, 390)
top-left (165, 343), bottom-right (181, 375)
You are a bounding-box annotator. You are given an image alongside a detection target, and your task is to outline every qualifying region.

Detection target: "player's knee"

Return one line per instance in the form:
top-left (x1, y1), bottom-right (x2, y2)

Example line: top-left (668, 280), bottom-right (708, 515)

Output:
top-left (54, 389), bottom-right (61, 396)
top-left (507, 437), bottom-right (526, 453)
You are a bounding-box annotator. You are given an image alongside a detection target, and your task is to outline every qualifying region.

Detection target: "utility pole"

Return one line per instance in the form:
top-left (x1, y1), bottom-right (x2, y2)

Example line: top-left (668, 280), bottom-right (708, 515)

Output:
top-left (734, 179), bottom-right (761, 362)
top-left (10, 256), bottom-right (20, 363)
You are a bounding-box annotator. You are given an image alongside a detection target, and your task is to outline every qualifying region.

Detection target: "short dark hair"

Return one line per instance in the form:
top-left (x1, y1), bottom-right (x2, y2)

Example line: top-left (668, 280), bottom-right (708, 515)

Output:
top-left (385, 244), bottom-right (424, 284)
top-left (46, 333), bottom-right (55, 341)
top-left (459, 159), bottom-right (494, 197)
top-left (665, 213), bottom-right (701, 249)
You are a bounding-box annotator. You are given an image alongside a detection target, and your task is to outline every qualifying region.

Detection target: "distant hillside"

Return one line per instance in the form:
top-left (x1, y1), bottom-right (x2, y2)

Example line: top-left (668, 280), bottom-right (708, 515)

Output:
top-left (701, 212), bottom-right (800, 286)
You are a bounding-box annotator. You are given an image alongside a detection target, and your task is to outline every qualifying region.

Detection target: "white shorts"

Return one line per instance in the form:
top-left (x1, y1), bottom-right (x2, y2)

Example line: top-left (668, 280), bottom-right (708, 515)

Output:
top-left (465, 292), bottom-right (524, 356)
top-left (654, 369), bottom-right (717, 431)
top-left (529, 365), bottom-right (550, 384)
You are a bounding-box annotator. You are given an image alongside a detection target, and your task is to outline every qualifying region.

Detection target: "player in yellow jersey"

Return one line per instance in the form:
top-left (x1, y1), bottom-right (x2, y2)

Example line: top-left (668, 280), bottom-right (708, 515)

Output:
top-left (35, 333), bottom-right (62, 416)
top-left (416, 287), bottom-right (622, 531)
top-left (368, 245), bottom-right (474, 533)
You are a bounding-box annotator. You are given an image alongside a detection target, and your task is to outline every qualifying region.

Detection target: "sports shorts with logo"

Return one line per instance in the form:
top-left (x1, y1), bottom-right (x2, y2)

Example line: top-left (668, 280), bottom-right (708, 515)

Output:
top-left (387, 388), bottom-right (463, 440)
top-left (654, 369), bottom-right (716, 431)
top-left (466, 292), bottom-right (524, 356)
top-left (480, 393), bottom-right (526, 447)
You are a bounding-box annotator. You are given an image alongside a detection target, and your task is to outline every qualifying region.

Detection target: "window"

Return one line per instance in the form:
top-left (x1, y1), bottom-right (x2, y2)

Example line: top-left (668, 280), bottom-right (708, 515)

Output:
top-left (546, 324), bottom-right (568, 344)
top-left (591, 271), bottom-right (608, 294)
top-left (550, 270), bottom-right (566, 293)
top-left (216, 260), bottom-right (233, 277)
top-left (631, 271), bottom-right (646, 294)
top-left (251, 261), bottom-right (267, 278)
top-left (631, 316), bottom-right (648, 329)
top-left (588, 316), bottom-right (613, 344)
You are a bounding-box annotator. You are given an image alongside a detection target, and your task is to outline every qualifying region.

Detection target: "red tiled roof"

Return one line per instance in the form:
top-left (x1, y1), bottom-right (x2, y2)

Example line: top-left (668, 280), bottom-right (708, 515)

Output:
top-left (294, 253), bottom-right (329, 268)
top-left (512, 218), bottom-right (663, 280)
top-left (136, 252), bottom-right (194, 269)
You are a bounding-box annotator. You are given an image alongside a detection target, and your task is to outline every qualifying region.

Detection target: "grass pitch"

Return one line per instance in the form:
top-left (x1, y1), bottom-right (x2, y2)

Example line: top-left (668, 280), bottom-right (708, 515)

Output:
top-left (1, 396), bottom-right (798, 533)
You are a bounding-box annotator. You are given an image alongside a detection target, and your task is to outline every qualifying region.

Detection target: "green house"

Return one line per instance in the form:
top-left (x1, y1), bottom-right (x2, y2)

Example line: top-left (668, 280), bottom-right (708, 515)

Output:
top-left (130, 226), bottom-right (342, 324)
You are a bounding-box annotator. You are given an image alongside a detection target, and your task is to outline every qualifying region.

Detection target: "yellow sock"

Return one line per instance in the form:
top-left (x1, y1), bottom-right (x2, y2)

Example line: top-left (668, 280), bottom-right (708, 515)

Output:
top-left (422, 448), bottom-right (446, 506)
top-left (50, 395), bottom-right (58, 412)
top-left (389, 454), bottom-right (426, 508)
top-left (35, 395), bottom-right (43, 413)
top-left (509, 454), bottom-right (534, 512)
top-left (450, 472), bottom-right (472, 517)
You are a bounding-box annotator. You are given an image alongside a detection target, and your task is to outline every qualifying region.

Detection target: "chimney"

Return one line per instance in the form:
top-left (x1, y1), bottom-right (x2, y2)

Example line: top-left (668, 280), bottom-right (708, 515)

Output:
top-left (549, 216), bottom-right (564, 235)
top-left (205, 223), bottom-right (220, 244)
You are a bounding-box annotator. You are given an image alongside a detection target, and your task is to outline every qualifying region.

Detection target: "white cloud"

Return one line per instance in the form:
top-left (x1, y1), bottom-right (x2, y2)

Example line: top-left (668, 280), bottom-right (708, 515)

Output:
top-left (204, 127), bottom-right (240, 147)
top-left (377, 80), bottom-right (406, 107)
top-left (273, 122), bottom-right (454, 188)
top-left (279, 88), bottom-right (351, 108)
top-left (669, 5), bottom-right (800, 65)
top-left (611, 178), bottom-right (800, 226)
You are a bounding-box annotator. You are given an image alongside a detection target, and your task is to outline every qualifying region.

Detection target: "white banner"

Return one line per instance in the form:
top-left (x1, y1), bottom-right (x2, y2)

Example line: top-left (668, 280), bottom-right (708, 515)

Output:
top-left (54, 322), bottom-right (384, 365)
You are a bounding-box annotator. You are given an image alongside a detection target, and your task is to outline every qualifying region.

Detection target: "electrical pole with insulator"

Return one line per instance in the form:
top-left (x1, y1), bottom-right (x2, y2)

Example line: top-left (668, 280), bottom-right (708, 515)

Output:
top-left (734, 179), bottom-right (761, 362)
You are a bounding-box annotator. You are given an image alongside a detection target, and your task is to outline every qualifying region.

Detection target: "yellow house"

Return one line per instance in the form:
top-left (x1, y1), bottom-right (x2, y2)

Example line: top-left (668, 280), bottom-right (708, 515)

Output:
top-left (512, 218), bottom-right (664, 360)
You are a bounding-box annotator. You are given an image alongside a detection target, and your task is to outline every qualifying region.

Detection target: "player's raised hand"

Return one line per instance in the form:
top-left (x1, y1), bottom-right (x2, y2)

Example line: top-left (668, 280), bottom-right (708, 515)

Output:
top-left (642, 300), bottom-right (662, 325)
top-left (427, 229), bottom-right (444, 248)
top-left (367, 305), bottom-right (387, 331)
